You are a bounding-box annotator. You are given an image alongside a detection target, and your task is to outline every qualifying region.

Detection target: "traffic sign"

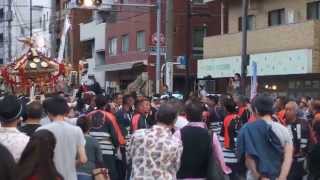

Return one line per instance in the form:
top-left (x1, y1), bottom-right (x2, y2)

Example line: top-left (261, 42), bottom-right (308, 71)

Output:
top-left (177, 56), bottom-right (187, 65)
top-left (149, 46), bottom-right (166, 56)
top-left (151, 33), bottom-right (165, 45)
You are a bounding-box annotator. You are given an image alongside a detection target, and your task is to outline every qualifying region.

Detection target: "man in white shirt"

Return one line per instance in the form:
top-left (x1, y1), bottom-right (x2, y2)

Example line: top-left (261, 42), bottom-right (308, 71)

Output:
top-left (38, 96), bottom-right (87, 180)
top-left (0, 95), bottom-right (29, 162)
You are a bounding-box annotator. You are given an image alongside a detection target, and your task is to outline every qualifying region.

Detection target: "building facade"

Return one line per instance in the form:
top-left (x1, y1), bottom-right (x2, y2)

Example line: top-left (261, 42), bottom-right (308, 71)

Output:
top-left (0, 0), bottom-right (53, 64)
top-left (105, 0), bottom-right (222, 95)
top-left (199, 0), bottom-right (320, 98)
top-left (80, 10), bottom-right (111, 88)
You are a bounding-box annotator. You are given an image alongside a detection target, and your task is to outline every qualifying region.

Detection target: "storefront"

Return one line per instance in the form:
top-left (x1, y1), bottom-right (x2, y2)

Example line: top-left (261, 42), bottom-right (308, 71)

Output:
top-left (105, 60), bottom-right (148, 93)
top-left (198, 49), bottom-right (319, 97)
top-left (258, 74), bottom-right (320, 98)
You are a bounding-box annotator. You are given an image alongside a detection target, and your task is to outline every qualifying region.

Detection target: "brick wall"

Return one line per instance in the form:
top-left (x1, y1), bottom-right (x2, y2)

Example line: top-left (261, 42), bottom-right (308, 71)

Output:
top-left (70, 9), bottom-right (93, 69)
top-left (105, 0), bottom-right (222, 75)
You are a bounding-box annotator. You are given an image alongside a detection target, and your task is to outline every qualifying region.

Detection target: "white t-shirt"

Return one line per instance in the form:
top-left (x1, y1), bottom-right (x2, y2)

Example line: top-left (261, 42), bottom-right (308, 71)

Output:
top-left (200, 89), bottom-right (208, 97)
top-left (247, 120), bottom-right (293, 180)
top-left (38, 121), bottom-right (85, 180)
top-left (265, 120), bottom-right (293, 147)
top-left (0, 127), bottom-right (29, 162)
top-left (175, 116), bottom-right (189, 129)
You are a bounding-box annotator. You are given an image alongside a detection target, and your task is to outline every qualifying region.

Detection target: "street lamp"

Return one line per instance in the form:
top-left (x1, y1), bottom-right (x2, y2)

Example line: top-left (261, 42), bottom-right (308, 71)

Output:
top-left (83, 0), bottom-right (94, 7)
top-left (76, 0), bottom-right (102, 7)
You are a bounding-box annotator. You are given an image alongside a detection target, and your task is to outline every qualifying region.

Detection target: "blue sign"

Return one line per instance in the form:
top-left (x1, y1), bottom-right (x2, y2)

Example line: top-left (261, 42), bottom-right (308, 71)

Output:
top-left (177, 56), bottom-right (187, 65)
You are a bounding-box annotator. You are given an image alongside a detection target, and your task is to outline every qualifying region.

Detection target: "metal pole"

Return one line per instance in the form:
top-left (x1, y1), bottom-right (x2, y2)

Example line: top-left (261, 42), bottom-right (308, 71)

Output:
top-left (30, 0), bottom-right (32, 37)
top-left (155, 0), bottom-right (161, 94)
top-left (241, 0), bottom-right (249, 95)
top-left (165, 0), bottom-right (174, 93)
top-left (8, 0), bottom-right (12, 62)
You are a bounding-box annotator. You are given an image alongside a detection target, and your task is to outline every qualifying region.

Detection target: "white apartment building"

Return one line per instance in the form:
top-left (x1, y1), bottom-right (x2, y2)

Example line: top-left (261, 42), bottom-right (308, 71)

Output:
top-left (0, 0), bottom-right (53, 64)
top-left (79, 0), bottom-right (113, 89)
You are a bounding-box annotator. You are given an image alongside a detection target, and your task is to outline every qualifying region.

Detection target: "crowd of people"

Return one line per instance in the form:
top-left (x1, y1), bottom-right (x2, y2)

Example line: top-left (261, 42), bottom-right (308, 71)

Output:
top-left (0, 88), bottom-right (320, 180)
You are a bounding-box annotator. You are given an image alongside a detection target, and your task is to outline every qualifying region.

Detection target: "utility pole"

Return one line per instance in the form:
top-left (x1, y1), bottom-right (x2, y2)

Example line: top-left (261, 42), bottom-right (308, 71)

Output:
top-left (185, 0), bottom-right (191, 97)
top-left (241, 0), bottom-right (249, 95)
top-left (8, 0), bottom-right (12, 62)
top-left (30, 0), bottom-right (32, 37)
top-left (165, 0), bottom-right (174, 93)
top-left (155, 0), bottom-right (161, 94)
top-left (50, 0), bottom-right (57, 57)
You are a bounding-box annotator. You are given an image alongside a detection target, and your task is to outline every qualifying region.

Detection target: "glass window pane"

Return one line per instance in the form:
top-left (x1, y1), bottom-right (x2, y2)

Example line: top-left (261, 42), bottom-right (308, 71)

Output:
top-left (238, 15), bottom-right (255, 31)
top-left (305, 80), bottom-right (312, 88)
top-left (238, 17), bottom-right (242, 31)
top-left (279, 9), bottom-right (285, 25)
top-left (288, 81), bottom-right (295, 89)
top-left (312, 80), bottom-right (320, 88)
top-left (137, 31), bottom-right (145, 51)
top-left (192, 28), bottom-right (204, 48)
top-left (122, 35), bottom-right (129, 53)
top-left (109, 38), bottom-right (117, 56)
top-left (247, 15), bottom-right (254, 30)
top-left (192, 0), bottom-right (204, 4)
top-left (307, 2), bottom-right (318, 20)
top-left (0, 9), bottom-right (4, 21)
top-left (318, 2), bottom-right (320, 19)
top-left (269, 9), bottom-right (285, 26)
top-left (269, 11), bottom-right (279, 26)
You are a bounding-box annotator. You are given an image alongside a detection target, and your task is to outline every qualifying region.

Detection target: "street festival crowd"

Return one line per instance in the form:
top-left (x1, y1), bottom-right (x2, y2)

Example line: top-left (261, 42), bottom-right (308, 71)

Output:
top-left (0, 80), bottom-right (320, 180)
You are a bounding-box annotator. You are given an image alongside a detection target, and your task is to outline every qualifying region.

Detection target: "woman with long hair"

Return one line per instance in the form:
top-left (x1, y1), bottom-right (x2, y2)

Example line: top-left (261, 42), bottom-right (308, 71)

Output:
top-left (15, 130), bottom-right (63, 180)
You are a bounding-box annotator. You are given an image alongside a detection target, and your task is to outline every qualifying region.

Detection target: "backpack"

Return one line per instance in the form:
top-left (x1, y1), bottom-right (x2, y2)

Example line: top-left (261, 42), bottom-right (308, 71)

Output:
top-left (228, 115), bottom-right (242, 149)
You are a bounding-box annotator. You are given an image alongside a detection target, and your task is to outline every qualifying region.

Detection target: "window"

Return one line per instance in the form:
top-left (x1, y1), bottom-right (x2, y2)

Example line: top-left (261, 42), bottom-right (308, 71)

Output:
top-left (0, 9), bottom-right (4, 21)
top-left (96, 51), bottom-right (106, 65)
top-left (43, 15), bottom-right (47, 31)
top-left (136, 31), bottom-right (145, 51)
top-left (238, 15), bottom-right (255, 31)
top-left (121, 34), bottom-right (129, 53)
top-left (307, 1), bottom-right (320, 20)
top-left (0, 33), bottom-right (4, 48)
top-left (268, 9), bottom-right (285, 26)
top-left (192, 27), bottom-right (206, 58)
top-left (108, 38), bottom-right (117, 56)
top-left (192, 27), bottom-right (206, 48)
top-left (192, 0), bottom-right (204, 4)
top-left (81, 40), bottom-right (93, 59)
top-left (0, 59), bottom-right (3, 64)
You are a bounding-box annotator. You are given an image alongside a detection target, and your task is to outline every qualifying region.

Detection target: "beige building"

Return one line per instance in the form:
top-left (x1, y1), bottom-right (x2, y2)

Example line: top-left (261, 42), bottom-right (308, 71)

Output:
top-left (199, 0), bottom-right (320, 98)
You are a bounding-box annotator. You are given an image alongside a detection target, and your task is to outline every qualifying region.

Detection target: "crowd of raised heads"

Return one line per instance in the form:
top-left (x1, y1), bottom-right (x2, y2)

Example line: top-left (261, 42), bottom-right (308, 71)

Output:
top-left (0, 89), bottom-right (320, 180)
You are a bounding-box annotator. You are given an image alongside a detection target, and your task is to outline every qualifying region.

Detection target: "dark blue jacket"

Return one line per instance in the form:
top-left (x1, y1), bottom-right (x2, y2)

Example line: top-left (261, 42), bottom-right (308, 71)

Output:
top-left (237, 120), bottom-right (283, 180)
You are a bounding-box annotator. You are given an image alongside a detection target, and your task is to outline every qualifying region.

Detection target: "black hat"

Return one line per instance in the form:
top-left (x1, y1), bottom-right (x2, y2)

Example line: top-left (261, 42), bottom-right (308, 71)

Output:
top-left (0, 95), bottom-right (23, 123)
